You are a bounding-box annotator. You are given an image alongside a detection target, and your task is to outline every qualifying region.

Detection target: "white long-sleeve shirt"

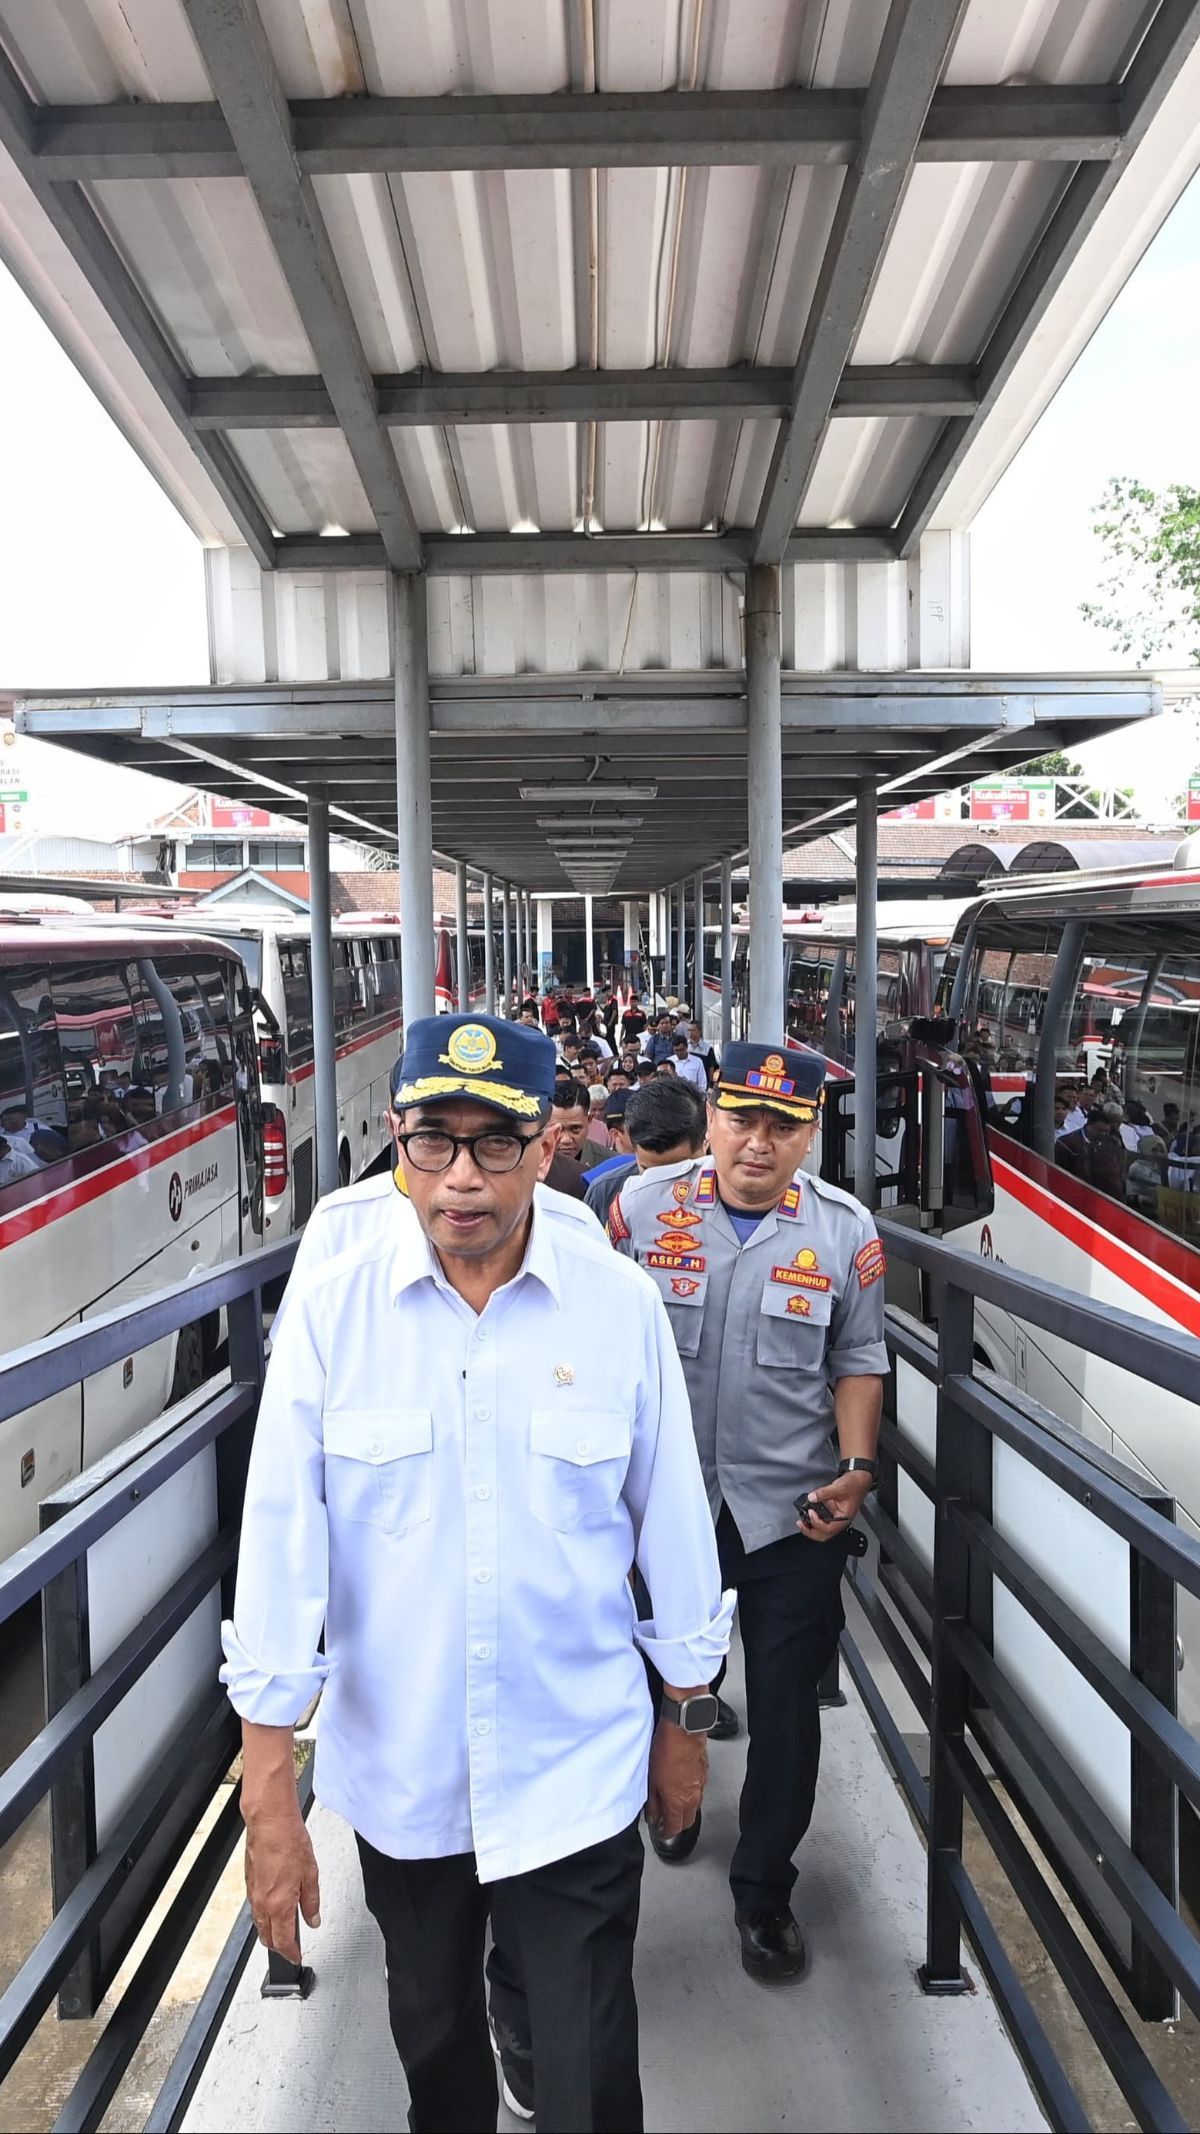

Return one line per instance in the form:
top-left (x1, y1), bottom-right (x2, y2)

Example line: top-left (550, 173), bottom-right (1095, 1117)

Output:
top-left (223, 1202), bottom-right (732, 1880)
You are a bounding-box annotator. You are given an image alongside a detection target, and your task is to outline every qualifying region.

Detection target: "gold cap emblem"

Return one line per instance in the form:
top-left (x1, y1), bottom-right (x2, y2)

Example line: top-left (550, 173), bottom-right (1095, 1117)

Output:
top-left (445, 1023), bottom-right (498, 1074)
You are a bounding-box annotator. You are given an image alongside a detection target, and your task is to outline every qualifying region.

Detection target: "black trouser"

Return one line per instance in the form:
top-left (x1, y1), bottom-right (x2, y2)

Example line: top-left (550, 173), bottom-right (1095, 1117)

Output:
top-left (356, 1821), bottom-right (645, 2134)
top-left (716, 1503), bottom-right (849, 1915)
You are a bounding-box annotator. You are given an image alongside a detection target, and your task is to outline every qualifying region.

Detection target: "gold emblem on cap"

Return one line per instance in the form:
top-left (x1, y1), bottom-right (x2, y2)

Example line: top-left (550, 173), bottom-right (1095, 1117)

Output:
top-left (554, 1363), bottom-right (575, 1386)
top-left (444, 1023), bottom-right (498, 1074)
top-left (763, 1053), bottom-right (786, 1073)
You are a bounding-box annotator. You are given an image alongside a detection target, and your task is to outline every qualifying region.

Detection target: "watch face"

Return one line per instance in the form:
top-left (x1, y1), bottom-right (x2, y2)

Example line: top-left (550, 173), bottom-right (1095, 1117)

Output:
top-left (682, 1693), bottom-right (720, 1734)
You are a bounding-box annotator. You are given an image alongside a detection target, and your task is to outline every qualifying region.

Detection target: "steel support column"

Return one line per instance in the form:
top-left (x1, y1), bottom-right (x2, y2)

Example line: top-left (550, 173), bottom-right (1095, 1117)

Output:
top-left (482, 872), bottom-right (495, 1014)
top-left (677, 883), bottom-right (687, 1006)
top-left (501, 881), bottom-right (513, 1017)
top-left (584, 896), bottom-right (595, 996)
top-left (455, 860), bottom-right (470, 1012)
top-left (392, 573), bottom-right (434, 1019)
top-left (306, 789), bottom-right (338, 1200)
top-left (747, 564), bottom-right (784, 1038)
top-left (694, 870), bottom-right (706, 1012)
top-left (854, 782), bottom-right (879, 1210)
top-left (526, 895), bottom-right (535, 991)
top-left (720, 861), bottom-right (734, 1052)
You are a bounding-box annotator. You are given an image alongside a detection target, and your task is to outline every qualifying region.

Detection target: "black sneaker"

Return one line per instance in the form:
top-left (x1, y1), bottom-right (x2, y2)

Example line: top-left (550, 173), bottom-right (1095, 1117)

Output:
top-left (489, 2015), bottom-right (535, 2120)
top-left (736, 1907), bottom-right (807, 1982)
top-left (710, 1696), bottom-right (740, 1740)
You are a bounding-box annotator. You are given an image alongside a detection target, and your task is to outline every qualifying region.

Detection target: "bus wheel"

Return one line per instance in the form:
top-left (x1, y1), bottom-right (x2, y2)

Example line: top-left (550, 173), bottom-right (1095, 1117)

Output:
top-left (170, 1321), bottom-right (205, 1402)
top-left (338, 1143), bottom-right (352, 1190)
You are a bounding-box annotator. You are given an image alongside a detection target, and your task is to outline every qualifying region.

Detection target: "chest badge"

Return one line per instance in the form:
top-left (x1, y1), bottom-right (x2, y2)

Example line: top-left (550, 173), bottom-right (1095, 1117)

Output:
top-left (786, 1294), bottom-right (813, 1317)
top-left (769, 1247), bottom-right (832, 1294)
top-left (657, 1206), bottom-right (701, 1230)
top-left (671, 1276), bottom-right (702, 1297)
top-left (554, 1363), bottom-right (575, 1386)
top-left (672, 1178), bottom-right (691, 1204)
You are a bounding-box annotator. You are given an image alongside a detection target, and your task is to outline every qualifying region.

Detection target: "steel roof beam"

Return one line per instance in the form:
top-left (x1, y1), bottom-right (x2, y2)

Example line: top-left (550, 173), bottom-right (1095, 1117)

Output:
top-left (0, 47), bottom-right (275, 568)
top-left (31, 85), bottom-right (1121, 181)
top-left (895, 0), bottom-right (1200, 558)
top-left (188, 362), bottom-right (977, 430)
top-left (752, 0), bottom-right (969, 565)
top-left (179, 0), bottom-right (422, 575)
top-left (273, 529), bottom-right (897, 574)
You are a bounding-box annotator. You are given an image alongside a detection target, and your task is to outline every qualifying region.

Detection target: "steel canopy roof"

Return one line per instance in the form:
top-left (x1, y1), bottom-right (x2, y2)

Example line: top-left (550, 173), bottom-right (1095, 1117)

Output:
top-left (0, 0), bottom-right (1198, 571)
top-left (0, 0), bottom-right (1193, 892)
top-left (15, 671), bottom-right (1161, 894)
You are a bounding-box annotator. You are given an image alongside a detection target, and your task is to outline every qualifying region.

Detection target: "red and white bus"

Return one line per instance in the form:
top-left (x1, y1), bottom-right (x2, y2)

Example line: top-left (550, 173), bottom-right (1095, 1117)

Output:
top-left (186, 912), bottom-right (405, 1235)
top-left (699, 900), bottom-right (967, 1053)
top-left (0, 916), bottom-right (264, 1555)
top-left (938, 857), bottom-right (1200, 1717)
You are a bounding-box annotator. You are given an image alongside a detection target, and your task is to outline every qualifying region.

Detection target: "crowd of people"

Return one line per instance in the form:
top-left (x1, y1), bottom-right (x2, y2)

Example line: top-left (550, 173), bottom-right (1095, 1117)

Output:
top-left (509, 985), bottom-right (721, 1204)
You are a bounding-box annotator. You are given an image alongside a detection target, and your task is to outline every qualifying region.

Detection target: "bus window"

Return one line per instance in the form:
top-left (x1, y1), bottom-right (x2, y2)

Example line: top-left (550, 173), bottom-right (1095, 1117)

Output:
top-left (1047, 921), bottom-right (1200, 1235)
top-left (129, 957), bottom-right (237, 1118)
top-left (0, 966), bottom-right (69, 1184)
top-left (278, 938), bottom-right (314, 1064)
top-left (331, 939), bottom-right (362, 1037)
top-left (49, 962), bottom-right (144, 1150)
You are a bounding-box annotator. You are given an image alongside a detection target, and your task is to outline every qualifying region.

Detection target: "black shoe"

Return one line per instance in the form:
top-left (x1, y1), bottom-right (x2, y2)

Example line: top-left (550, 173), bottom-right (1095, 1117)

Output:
top-left (647, 1805), bottom-right (702, 1863)
top-left (710, 1696), bottom-right (740, 1741)
top-left (736, 1908), bottom-right (807, 1982)
top-left (489, 2016), bottom-right (534, 2120)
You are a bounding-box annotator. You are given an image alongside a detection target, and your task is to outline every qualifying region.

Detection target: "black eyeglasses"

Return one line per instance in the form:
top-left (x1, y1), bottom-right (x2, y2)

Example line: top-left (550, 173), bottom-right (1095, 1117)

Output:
top-left (396, 1126), bottom-right (542, 1175)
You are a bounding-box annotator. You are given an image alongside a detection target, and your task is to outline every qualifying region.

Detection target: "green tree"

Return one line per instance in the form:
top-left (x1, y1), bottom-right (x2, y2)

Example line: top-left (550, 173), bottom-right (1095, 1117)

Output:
top-left (1080, 477), bottom-right (1200, 663)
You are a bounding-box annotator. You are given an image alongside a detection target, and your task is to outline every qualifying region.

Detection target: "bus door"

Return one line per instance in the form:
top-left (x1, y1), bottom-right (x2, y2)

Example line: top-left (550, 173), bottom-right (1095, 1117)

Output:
top-left (819, 1021), bottom-right (993, 1313)
top-left (223, 956), bottom-right (264, 1252)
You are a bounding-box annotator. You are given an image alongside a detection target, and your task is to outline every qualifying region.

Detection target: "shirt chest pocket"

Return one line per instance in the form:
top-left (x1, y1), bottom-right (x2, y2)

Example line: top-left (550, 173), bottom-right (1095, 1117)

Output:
top-left (323, 1407), bottom-right (433, 1537)
top-left (756, 1283), bottom-right (833, 1372)
top-left (645, 1264), bottom-right (707, 1358)
top-left (529, 1409), bottom-right (632, 1534)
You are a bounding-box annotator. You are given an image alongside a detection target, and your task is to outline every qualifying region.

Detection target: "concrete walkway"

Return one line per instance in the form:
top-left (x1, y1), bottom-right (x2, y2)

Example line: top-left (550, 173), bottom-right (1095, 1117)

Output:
top-left (184, 1648), bottom-right (1046, 2132)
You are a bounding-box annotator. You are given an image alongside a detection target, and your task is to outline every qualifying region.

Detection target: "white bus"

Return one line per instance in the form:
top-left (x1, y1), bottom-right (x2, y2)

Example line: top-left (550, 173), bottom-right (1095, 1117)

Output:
top-left (185, 911), bottom-right (405, 1235)
top-left (701, 900), bottom-right (968, 1060)
top-left (0, 915), bottom-right (264, 1556)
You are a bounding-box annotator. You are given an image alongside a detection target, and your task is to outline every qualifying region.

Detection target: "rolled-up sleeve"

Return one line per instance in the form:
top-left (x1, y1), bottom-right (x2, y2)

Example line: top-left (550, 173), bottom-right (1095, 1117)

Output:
top-left (220, 1279), bottom-right (332, 1724)
top-left (623, 1284), bottom-right (734, 1683)
top-left (827, 1220), bottom-right (889, 1380)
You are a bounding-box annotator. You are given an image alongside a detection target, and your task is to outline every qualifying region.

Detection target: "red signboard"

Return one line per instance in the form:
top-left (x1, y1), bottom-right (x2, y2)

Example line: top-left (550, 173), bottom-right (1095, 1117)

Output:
top-left (1188, 776), bottom-right (1200, 823)
top-left (883, 797), bottom-right (940, 822)
top-left (210, 802), bottom-right (272, 830)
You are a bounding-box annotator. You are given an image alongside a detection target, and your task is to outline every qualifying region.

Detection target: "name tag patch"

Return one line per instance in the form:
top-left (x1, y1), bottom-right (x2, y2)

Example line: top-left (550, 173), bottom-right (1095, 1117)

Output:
top-left (647, 1250), bottom-right (705, 1273)
top-left (769, 1265), bottom-right (832, 1293)
top-left (856, 1239), bottom-right (886, 1288)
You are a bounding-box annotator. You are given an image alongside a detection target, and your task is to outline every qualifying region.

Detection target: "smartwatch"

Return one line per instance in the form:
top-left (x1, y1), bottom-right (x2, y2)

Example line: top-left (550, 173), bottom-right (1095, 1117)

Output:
top-left (660, 1692), bottom-right (720, 1735)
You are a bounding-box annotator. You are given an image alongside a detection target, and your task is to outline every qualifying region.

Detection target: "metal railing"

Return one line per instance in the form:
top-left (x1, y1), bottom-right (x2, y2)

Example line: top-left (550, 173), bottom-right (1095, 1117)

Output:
top-left (852, 1218), bottom-right (1200, 2133)
top-left (0, 1239), bottom-right (296, 2134)
top-left (3, 1218), bottom-right (1200, 2130)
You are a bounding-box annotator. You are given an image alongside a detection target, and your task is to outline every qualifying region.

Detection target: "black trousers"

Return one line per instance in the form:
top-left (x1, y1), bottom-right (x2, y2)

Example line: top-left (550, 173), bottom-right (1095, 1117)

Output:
top-left (715, 1504), bottom-right (849, 1915)
top-left (356, 1820), bottom-right (644, 2134)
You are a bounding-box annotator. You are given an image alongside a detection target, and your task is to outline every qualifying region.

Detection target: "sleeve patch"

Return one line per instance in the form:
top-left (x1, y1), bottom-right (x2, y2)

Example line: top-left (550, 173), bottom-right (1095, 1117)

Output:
top-left (855, 1239), bottom-right (886, 1289)
top-left (606, 1195), bottom-right (631, 1245)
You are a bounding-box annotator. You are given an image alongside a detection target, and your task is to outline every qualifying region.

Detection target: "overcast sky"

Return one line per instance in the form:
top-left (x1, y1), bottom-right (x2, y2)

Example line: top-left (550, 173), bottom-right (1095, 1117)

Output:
top-left (1, 169), bottom-right (1199, 837)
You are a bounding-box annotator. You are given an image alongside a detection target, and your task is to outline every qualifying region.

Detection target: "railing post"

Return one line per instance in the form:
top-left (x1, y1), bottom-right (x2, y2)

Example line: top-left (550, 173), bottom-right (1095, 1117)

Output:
top-left (1129, 1528), bottom-right (1179, 2019)
top-left (920, 1279), bottom-right (975, 1995)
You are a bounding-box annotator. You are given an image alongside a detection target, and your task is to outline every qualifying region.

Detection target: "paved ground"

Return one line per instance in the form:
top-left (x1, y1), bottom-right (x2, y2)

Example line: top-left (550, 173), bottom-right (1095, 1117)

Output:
top-left (183, 1642), bottom-right (1046, 2134)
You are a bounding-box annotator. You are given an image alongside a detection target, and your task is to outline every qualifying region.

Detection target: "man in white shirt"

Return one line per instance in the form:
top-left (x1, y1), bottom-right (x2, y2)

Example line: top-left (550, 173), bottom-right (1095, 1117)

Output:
top-left (224, 1015), bottom-right (731, 2133)
top-left (670, 1029), bottom-right (708, 1093)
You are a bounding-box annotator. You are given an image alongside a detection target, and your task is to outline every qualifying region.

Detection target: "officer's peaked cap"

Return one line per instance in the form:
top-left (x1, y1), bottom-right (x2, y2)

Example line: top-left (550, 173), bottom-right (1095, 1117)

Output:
top-left (391, 1014), bottom-right (557, 1121)
top-left (713, 1041), bottom-right (826, 1123)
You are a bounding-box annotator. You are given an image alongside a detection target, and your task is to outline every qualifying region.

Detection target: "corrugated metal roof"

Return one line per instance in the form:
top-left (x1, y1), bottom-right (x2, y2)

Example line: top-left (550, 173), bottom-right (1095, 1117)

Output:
top-left (0, 0), bottom-right (1197, 568)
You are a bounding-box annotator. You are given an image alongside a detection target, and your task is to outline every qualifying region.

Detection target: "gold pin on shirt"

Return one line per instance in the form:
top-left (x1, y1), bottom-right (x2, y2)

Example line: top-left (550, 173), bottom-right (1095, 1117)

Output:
top-left (554, 1364), bottom-right (575, 1386)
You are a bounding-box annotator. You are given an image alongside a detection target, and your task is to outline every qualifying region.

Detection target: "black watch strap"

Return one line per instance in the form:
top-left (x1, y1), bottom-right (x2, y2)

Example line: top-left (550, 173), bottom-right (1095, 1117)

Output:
top-left (837, 1456), bottom-right (878, 1481)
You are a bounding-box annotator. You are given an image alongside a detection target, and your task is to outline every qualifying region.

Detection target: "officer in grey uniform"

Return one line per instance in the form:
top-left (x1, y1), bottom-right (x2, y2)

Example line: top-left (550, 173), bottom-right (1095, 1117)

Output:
top-left (607, 1040), bottom-right (887, 1981)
